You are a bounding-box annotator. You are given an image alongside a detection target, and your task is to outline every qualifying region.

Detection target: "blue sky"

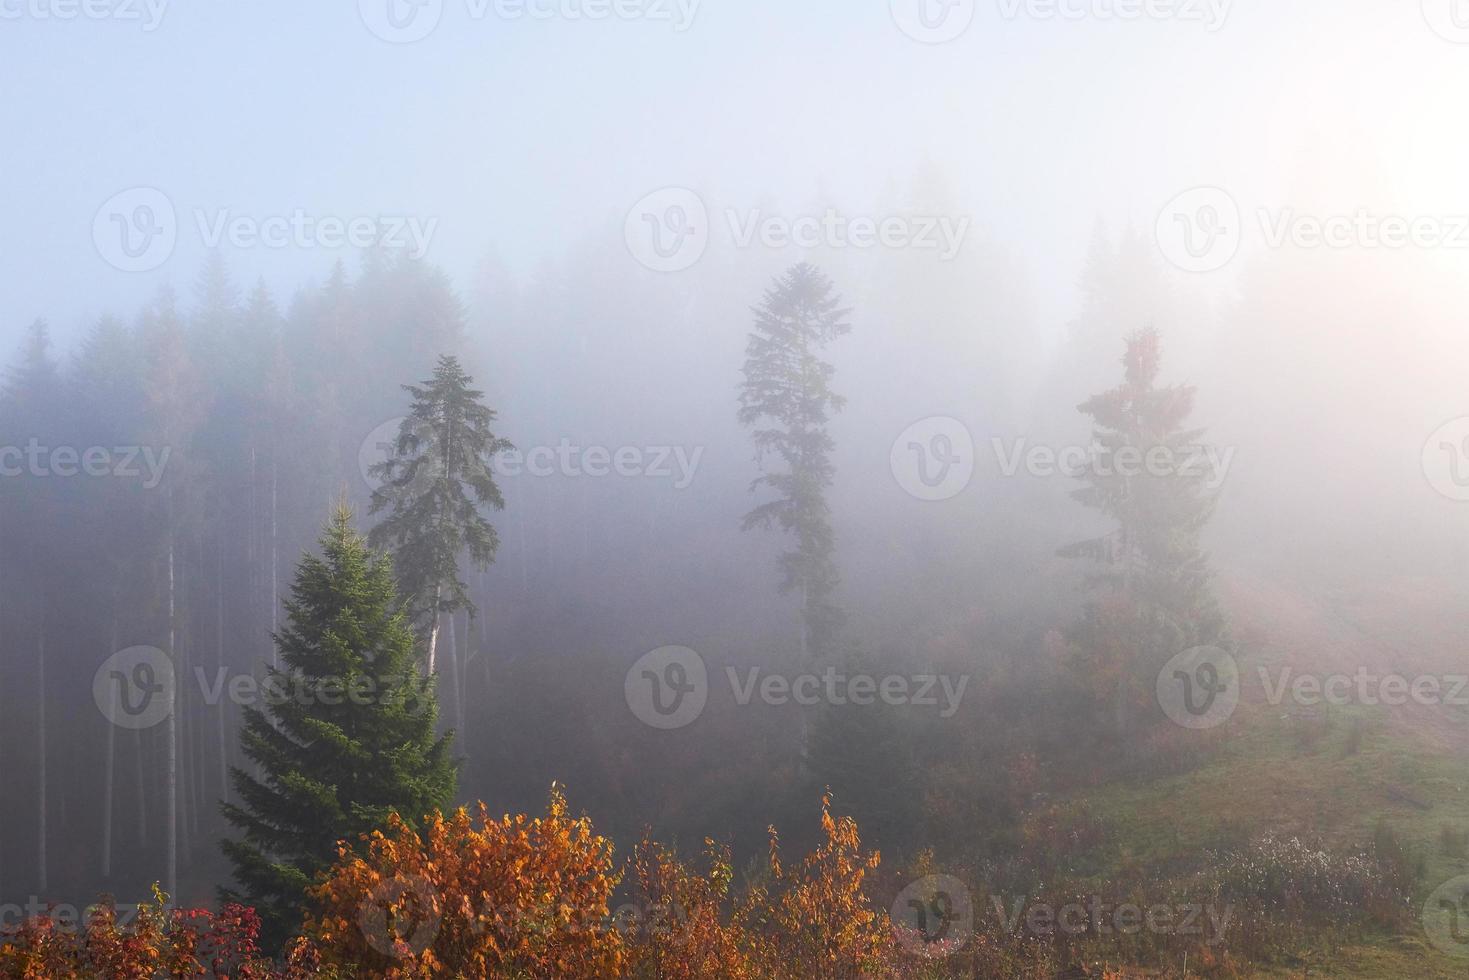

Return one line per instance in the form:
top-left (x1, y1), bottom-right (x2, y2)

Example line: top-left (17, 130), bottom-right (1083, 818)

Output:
top-left (4, 0), bottom-right (1469, 349)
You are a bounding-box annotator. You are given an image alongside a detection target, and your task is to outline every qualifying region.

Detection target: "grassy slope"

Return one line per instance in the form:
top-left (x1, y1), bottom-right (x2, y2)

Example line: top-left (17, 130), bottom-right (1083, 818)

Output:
top-left (1065, 574), bottom-right (1469, 977)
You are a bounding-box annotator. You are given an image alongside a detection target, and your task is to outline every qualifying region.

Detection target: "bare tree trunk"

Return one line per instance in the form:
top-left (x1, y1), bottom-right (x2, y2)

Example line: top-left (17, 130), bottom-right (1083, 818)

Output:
top-left (217, 540), bottom-right (228, 805)
top-left (134, 726), bottom-right (147, 846)
top-left (166, 522), bottom-right (178, 899)
top-left (448, 612), bottom-right (465, 743)
top-left (518, 507), bottom-right (527, 590)
top-left (36, 616), bottom-right (47, 895)
top-left (799, 579), bottom-right (809, 663)
top-left (271, 458), bottom-right (279, 668)
top-left (102, 610), bottom-right (118, 879)
top-left (426, 583), bottom-right (442, 674)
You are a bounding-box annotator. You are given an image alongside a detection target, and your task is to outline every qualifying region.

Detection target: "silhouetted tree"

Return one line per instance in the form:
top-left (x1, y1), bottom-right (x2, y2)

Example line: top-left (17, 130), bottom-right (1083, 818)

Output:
top-left (738, 263), bottom-right (851, 663)
top-left (1060, 327), bottom-right (1225, 733)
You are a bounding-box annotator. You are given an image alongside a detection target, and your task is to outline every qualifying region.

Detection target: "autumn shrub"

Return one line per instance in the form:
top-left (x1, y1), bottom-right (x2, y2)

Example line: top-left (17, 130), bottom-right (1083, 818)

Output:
top-left (623, 836), bottom-right (752, 980)
top-left (0, 887), bottom-right (301, 980)
top-left (732, 793), bottom-right (889, 979)
top-left (298, 785), bottom-right (625, 979)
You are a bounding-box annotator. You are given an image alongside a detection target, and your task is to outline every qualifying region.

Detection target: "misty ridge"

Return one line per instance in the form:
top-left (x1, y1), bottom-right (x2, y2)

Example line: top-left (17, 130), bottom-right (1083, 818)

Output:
top-left (6, 1), bottom-right (1469, 977)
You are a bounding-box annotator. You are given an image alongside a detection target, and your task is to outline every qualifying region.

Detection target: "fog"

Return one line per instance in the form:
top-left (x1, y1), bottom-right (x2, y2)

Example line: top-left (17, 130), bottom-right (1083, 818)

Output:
top-left (4, 1), bottom-right (1469, 975)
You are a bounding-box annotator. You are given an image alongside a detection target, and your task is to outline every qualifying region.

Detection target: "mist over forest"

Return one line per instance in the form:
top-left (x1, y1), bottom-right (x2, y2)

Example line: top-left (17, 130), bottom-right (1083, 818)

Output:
top-left (5, 2), bottom-right (1469, 976)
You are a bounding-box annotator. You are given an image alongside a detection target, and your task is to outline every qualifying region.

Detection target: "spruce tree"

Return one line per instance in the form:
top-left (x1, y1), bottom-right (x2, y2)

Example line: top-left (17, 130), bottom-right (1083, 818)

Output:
top-left (738, 263), bottom-right (851, 662)
top-left (1060, 327), bottom-right (1225, 733)
top-left (220, 506), bottom-right (456, 948)
top-left (367, 354), bottom-right (510, 675)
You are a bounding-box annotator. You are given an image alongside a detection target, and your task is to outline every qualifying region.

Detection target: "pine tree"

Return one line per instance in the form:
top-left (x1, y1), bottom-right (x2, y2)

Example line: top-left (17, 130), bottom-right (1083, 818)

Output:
top-left (220, 506), bottom-right (456, 948)
top-left (367, 355), bottom-right (510, 677)
top-left (1060, 327), bottom-right (1225, 733)
top-left (738, 263), bottom-right (851, 662)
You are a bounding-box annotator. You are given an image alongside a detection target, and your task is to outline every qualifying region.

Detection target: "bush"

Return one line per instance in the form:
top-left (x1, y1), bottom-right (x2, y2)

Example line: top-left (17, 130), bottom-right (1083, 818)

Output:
top-left (299, 785), bottom-right (626, 978)
top-left (0, 887), bottom-right (311, 980)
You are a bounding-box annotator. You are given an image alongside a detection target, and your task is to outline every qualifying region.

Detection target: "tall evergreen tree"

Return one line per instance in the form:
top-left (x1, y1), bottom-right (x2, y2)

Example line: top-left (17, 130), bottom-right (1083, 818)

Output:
top-left (1060, 327), bottom-right (1225, 733)
top-left (738, 263), bottom-right (851, 662)
top-left (221, 506), bottom-right (456, 948)
top-left (367, 355), bottom-right (510, 677)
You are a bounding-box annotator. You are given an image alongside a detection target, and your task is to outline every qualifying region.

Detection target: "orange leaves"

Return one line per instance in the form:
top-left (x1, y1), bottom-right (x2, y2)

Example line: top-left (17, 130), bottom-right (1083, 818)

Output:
top-left (299, 786), bottom-right (626, 979)
top-left (733, 793), bottom-right (888, 980)
top-left (0, 889), bottom-right (283, 980)
top-left (297, 789), bottom-right (895, 979)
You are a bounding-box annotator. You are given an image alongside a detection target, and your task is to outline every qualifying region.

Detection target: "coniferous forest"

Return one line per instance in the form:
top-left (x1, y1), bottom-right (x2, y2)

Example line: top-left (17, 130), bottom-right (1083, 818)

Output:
top-left (7, 3), bottom-right (1469, 977)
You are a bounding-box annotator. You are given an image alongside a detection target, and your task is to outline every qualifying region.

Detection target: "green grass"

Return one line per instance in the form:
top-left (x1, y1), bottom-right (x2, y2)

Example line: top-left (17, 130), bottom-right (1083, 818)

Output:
top-left (1065, 701), bottom-right (1469, 977)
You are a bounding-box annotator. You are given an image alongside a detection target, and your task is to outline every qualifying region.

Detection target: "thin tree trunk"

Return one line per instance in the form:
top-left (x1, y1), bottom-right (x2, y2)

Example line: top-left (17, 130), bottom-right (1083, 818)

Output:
top-left (166, 522), bottom-right (178, 899)
top-left (271, 458), bottom-right (279, 668)
top-left (448, 612), bottom-right (465, 743)
top-left (217, 540), bottom-right (228, 805)
top-left (518, 507), bottom-right (527, 591)
top-left (426, 583), bottom-right (442, 674)
top-left (134, 726), bottom-right (147, 846)
top-left (102, 610), bottom-right (118, 878)
top-left (36, 616), bottom-right (47, 895)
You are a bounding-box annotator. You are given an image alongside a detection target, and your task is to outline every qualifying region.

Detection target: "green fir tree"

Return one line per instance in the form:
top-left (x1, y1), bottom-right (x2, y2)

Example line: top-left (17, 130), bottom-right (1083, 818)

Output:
top-left (220, 505), bottom-right (456, 948)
